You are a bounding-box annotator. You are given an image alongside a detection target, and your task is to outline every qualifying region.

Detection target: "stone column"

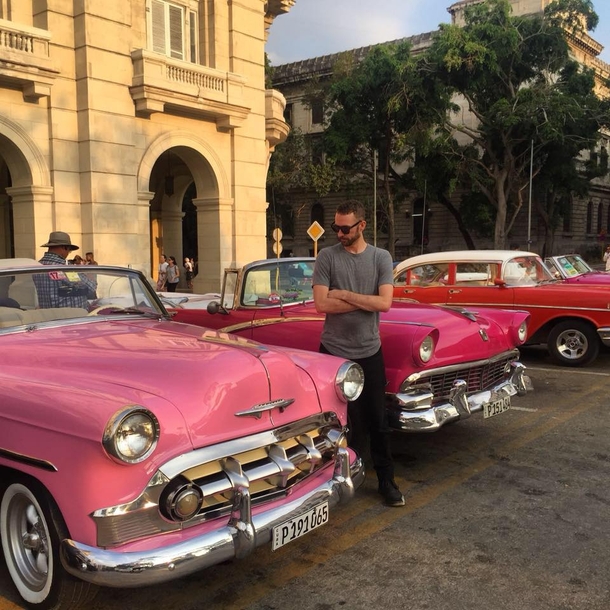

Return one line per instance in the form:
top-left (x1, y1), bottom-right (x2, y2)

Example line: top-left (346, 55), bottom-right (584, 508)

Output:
top-left (192, 197), bottom-right (234, 293)
top-left (7, 185), bottom-right (55, 259)
top-left (0, 193), bottom-right (10, 257)
top-left (161, 208), bottom-right (185, 287)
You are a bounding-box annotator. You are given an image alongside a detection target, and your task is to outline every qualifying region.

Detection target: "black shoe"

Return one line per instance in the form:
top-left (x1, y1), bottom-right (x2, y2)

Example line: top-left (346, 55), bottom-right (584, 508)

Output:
top-left (378, 479), bottom-right (405, 507)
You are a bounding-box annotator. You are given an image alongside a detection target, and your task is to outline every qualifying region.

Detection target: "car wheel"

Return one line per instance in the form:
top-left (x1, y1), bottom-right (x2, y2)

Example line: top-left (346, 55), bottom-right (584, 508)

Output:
top-left (0, 480), bottom-right (97, 610)
top-left (547, 320), bottom-right (599, 367)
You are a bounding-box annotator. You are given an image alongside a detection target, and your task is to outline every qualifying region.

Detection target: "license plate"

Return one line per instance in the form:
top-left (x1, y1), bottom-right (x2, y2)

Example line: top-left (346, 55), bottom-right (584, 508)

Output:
top-left (483, 396), bottom-right (511, 419)
top-left (272, 502), bottom-right (329, 550)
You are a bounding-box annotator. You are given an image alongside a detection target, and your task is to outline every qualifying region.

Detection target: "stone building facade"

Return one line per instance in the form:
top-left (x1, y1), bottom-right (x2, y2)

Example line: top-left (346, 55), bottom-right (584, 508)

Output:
top-left (271, 0), bottom-right (610, 260)
top-left (0, 0), bottom-right (293, 291)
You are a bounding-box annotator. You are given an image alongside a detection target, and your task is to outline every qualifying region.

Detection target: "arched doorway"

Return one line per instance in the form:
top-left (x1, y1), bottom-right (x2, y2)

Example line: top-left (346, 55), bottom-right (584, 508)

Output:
top-left (140, 135), bottom-right (227, 293)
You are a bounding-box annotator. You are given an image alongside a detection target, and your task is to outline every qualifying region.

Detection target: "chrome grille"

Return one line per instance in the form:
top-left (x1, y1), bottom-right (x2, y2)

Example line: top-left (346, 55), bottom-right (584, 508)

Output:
top-left (407, 351), bottom-right (517, 404)
top-left (94, 413), bottom-right (343, 548)
top-left (184, 429), bottom-right (334, 520)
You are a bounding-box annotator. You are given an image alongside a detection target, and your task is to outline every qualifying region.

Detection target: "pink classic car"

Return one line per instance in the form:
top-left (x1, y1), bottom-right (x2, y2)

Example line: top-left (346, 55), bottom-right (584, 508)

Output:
top-left (0, 259), bottom-right (364, 609)
top-left (168, 258), bottom-right (533, 435)
top-left (544, 253), bottom-right (610, 284)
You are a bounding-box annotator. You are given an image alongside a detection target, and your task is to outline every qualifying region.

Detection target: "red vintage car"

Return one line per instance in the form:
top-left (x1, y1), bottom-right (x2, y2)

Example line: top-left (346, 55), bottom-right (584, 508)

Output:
top-left (168, 258), bottom-right (533, 434)
top-left (544, 253), bottom-right (610, 284)
top-left (0, 259), bottom-right (364, 609)
top-left (393, 250), bottom-right (610, 367)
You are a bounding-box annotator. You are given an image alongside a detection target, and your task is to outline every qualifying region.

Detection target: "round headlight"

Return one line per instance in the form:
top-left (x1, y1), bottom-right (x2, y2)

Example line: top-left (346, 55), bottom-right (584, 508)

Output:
top-left (419, 335), bottom-right (435, 363)
top-left (335, 362), bottom-right (364, 402)
top-left (103, 407), bottom-right (160, 464)
top-left (517, 321), bottom-right (528, 343)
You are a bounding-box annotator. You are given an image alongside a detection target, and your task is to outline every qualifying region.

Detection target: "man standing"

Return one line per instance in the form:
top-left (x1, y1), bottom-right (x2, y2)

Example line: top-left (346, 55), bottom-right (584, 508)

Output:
top-left (313, 200), bottom-right (404, 507)
top-left (35, 231), bottom-right (96, 309)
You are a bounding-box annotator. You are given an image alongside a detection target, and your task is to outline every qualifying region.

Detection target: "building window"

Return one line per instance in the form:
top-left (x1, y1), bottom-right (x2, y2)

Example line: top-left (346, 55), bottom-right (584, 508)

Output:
top-left (284, 103), bottom-right (293, 126)
top-left (311, 99), bottom-right (324, 125)
top-left (597, 202), bottom-right (604, 234)
top-left (149, 0), bottom-right (198, 63)
top-left (586, 201), bottom-right (593, 234)
top-left (311, 203), bottom-right (324, 227)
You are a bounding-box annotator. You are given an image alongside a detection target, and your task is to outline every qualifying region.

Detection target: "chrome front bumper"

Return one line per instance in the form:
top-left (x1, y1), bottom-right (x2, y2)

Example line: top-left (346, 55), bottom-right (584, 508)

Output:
top-left (597, 326), bottom-right (610, 347)
top-left (388, 362), bottom-right (533, 433)
top-left (61, 449), bottom-right (364, 588)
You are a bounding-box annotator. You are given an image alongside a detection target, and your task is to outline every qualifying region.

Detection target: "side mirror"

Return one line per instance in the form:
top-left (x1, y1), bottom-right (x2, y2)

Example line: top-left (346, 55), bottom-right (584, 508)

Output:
top-left (207, 301), bottom-right (228, 315)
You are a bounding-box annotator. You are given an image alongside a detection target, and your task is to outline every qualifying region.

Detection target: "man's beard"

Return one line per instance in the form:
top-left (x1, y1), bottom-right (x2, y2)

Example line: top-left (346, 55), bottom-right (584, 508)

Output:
top-left (339, 228), bottom-right (362, 247)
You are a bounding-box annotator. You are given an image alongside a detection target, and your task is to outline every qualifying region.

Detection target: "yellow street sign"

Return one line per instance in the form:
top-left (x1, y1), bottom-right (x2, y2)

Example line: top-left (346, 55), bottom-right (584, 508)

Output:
top-left (307, 221), bottom-right (324, 241)
top-left (272, 241), bottom-right (283, 255)
top-left (272, 228), bottom-right (283, 242)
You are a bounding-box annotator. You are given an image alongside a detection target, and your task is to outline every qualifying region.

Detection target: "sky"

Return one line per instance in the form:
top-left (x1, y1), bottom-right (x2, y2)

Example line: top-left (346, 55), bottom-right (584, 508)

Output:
top-left (266, 0), bottom-right (610, 66)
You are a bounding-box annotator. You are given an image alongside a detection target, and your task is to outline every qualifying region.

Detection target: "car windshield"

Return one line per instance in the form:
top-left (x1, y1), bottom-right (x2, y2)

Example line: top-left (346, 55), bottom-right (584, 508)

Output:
top-left (546, 254), bottom-right (592, 278)
top-left (0, 264), bottom-right (166, 330)
top-left (240, 260), bottom-right (314, 306)
top-left (502, 256), bottom-right (555, 286)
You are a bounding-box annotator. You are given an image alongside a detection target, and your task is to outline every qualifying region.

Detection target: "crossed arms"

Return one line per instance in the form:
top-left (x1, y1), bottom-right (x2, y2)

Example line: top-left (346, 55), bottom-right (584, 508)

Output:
top-left (313, 284), bottom-right (393, 314)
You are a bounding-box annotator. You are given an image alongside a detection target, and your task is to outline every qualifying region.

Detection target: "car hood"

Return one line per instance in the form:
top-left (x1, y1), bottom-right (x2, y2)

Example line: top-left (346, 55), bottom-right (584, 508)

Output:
top-left (1, 319), bottom-right (324, 448)
top-left (277, 299), bottom-right (522, 363)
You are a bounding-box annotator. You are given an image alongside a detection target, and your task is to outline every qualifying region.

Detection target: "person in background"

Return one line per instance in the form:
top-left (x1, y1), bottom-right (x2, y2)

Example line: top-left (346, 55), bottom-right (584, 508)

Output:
top-left (157, 254), bottom-right (168, 291)
top-left (312, 199), bottom-right (405, 508)
top-left (35, 231), bottom-right (96, 309)
top-left (184, 257), bottom-right (194, 289)
top-left (71, 254), bottom-right (86, 265)
top-left (85, 251), bottom-right (98, 265)
top-left (165, 256), bottom-right (180, 292)
top-left (603, 245), bottom-right (610, 271)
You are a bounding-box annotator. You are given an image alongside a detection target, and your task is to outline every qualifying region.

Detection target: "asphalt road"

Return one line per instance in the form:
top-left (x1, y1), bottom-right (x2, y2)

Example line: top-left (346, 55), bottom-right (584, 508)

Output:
top-left (1, 346), bottom-right (609, 610)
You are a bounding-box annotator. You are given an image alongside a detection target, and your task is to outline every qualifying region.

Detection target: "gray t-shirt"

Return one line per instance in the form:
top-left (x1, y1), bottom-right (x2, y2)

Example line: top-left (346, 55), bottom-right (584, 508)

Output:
top-left (313, 243), bottom-right (393, 359)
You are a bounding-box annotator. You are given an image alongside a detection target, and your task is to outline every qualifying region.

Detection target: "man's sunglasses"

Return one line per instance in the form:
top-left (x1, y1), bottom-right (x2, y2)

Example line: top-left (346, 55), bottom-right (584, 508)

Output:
top-left (330, 220), bottom-right (361, 234)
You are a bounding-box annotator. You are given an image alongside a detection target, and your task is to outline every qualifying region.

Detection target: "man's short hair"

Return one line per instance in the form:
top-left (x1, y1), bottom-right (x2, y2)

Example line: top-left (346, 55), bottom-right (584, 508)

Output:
top-left (336, 199), bottom-right (366, 220)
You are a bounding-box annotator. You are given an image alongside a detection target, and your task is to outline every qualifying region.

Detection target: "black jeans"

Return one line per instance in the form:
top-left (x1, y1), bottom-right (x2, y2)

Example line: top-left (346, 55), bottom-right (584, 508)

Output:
top-left (320, 344), bottom-right (394, 482)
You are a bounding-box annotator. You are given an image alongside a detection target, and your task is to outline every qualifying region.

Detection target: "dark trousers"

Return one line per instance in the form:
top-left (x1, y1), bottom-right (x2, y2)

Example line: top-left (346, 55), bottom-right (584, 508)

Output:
top-left (320, 345), bottom-right (394, 482)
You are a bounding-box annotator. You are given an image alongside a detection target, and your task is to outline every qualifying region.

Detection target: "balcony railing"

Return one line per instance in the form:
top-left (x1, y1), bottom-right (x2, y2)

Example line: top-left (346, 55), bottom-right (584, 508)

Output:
top-left (130, 49), bottom-right (250, 130)
top-left (0, 18), bottom-right (57, 100)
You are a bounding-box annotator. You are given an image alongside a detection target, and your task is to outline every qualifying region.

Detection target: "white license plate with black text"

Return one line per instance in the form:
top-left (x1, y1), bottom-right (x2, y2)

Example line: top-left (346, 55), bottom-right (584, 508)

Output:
top-left (483, 396), bottom-right (511, 419)
top-left (272, 502), bottom-right (329, 550)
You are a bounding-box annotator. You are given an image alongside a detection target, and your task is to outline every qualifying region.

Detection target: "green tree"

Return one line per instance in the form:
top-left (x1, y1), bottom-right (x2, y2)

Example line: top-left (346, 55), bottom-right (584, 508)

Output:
top-left (424, 0), bottom-right (608, 249)
top-left (323, 41), bottom-right (452, 258)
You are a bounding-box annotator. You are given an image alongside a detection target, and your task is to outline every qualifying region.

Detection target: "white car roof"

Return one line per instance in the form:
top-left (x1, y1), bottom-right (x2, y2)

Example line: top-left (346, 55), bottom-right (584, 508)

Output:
top-left (0, 258), bottom-right (42, 270)
top-left (394, 250), bottom-right (538, 274)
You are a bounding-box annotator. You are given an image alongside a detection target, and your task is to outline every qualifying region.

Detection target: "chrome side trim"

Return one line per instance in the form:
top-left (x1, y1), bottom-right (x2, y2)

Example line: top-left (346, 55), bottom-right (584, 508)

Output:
top-left (220, 316), bottom-right (323, 334)
top-left (60, 452), bottom-right (364, 588)
top-left (0, 448), bottom-right (57, 472)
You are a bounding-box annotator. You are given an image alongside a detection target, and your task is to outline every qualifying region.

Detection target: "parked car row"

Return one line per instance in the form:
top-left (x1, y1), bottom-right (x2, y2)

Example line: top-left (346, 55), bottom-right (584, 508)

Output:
top-left (5, 246), bottom-right (604, 609)
top-left (394, 250), bottom-right (610, 367)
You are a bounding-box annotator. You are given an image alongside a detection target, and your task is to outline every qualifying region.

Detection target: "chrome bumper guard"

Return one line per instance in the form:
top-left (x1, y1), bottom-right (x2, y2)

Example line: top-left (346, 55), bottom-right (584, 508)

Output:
top-left (61, 449), bottom-right (364, 588)
top-left (389, 361), bottom-right (532, 433)
top-left (597, 326), bottom-right (610, 347)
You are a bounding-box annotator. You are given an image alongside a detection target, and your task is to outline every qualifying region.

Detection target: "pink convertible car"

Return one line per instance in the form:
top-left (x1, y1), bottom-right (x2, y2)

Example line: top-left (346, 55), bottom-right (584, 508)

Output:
top-left (168, 258), bottom-right (533, 434)
top-left (0, 259), bottom-right (364, 609)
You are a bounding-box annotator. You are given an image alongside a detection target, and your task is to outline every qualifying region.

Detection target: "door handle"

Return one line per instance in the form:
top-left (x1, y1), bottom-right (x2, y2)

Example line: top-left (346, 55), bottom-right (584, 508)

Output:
top-left (402, 289), bottom-right (415, 294)
top-left (448, 289), bottom-right (462, 294)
